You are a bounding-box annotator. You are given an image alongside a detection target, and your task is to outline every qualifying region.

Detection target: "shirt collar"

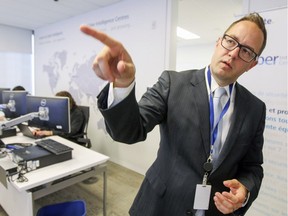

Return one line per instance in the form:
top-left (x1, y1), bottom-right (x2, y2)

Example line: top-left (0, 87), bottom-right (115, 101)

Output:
top-left (205, 66), bottom-right (236, 100)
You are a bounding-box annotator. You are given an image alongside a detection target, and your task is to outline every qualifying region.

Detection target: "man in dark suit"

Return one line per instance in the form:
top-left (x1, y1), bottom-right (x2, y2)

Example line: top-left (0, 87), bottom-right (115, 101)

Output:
top-left (80, 12), bottom-right (267, 216)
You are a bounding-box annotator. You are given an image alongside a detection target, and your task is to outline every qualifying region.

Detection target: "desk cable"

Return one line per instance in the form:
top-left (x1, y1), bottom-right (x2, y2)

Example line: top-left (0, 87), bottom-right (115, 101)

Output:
top-left (6, 161), bottom-right (32, 183)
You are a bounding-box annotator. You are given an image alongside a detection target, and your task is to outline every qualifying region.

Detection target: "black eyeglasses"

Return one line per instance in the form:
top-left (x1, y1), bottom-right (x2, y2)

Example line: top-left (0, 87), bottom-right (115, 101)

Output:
top-left (221, 34), bottom-right (258, 63)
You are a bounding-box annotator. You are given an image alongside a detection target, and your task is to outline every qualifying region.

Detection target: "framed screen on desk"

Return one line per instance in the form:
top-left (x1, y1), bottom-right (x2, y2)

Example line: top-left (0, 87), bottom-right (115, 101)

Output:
top-left (0, 88), bottom-right (10, 104)
top-left (2, 90), bottom-right (27, 119)
top-left (26, 95), bottom-right (71, 133)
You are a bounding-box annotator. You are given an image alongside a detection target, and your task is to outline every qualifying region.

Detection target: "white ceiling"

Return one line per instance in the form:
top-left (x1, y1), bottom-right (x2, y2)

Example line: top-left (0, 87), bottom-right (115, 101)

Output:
top-left (0, 0), bottom-right (243, 46)
top-left (0, 0), bottom-right (123, 29)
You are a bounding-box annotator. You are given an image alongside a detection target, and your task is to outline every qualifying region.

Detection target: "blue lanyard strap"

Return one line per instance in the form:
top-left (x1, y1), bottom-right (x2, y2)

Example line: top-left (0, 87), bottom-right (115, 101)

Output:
top-left (207, 68), bottom-right (233, 155)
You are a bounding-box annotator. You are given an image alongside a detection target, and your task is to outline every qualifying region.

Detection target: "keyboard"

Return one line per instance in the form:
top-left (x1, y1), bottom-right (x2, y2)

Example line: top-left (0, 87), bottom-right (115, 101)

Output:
top-left (35, 138), bottom-right (73, 155)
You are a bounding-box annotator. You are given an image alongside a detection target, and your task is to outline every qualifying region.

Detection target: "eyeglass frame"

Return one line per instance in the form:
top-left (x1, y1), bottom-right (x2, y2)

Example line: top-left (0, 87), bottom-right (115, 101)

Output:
top-left (221, 34), bottom-right (259, 63)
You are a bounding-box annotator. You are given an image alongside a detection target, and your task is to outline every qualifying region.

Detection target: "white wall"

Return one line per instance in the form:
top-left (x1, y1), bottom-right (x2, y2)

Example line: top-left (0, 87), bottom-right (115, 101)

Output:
top-left (176, 43), bottom-right (214, 71)
top-left (242, 0), bottom-right (287, 12)
top-left (0, 25), bottom-right (33, 93)
top-left (0, 52), bottom-right (32, 92)
top-left (0, 25), bottom-right (32, 53)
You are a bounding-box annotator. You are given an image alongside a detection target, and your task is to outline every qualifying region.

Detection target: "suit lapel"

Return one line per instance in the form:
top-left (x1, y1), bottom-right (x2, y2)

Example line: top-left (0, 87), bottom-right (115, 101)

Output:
top-left (189, 68), bottom-right (211, 158)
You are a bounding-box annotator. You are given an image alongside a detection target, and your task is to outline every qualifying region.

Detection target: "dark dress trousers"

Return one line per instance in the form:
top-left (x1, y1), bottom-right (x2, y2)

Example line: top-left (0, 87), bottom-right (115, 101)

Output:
top-left (97, 68), bottom-right (265, 216)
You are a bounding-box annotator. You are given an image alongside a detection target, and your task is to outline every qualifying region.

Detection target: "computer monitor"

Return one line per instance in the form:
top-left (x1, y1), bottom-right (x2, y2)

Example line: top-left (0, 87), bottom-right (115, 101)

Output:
top-left (26, 95), bottom-right (71, 133)
top-left (0, 88), bottom-right (10, 104)
top-left (2, 90), bottom-right (27, 119)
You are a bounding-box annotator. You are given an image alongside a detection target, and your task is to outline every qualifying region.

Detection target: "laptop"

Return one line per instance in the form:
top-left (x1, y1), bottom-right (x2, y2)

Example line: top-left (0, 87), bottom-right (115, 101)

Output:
top-left (18, 123), bottom-right (44, 139)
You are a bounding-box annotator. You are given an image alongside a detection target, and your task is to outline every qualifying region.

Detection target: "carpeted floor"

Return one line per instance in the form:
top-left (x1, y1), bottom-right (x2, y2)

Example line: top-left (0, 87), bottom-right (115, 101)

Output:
top-left (0, 161), bottom-right (144, 216)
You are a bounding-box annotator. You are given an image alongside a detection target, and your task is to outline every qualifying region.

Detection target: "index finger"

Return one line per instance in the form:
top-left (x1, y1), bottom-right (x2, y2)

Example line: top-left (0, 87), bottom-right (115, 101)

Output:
top-left (80, 25), bottom-right (119, 48)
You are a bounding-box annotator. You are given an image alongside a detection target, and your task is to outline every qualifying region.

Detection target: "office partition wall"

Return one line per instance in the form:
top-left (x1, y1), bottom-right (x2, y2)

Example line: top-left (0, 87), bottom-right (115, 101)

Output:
top-left (34, 0), bottom-right (175, 174)
top-left (0, 25), bottom-right (32, 92)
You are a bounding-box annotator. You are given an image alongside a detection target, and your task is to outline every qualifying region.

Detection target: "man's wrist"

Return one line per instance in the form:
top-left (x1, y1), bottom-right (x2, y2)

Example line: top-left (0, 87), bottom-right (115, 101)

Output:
top-left (242, 191), bottom-right (250, 207)
top-left (108, 80), bottom-right (135, 108)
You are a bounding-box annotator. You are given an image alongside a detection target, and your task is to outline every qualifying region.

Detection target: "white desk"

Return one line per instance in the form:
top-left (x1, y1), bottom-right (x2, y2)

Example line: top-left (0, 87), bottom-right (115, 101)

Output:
top-left (0, 134), bottom-right (109, 216)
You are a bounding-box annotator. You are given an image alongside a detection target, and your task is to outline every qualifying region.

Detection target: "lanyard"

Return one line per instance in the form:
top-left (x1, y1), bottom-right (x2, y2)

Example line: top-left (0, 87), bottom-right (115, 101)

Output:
top-left (202, 68), bottom-right (233, 181)
top-left (207, 68), bottom-right (232, 154)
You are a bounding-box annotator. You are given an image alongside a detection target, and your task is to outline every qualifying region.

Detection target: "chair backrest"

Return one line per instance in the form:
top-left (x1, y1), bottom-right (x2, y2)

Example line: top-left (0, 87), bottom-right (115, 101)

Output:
top-left (78, 105), bottom-right (89, 135)
top-left (76, 105), bottom-right (91, 148)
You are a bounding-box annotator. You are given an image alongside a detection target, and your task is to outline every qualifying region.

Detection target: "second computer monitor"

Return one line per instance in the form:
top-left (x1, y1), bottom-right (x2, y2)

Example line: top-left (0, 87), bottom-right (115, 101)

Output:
top-left (2, 90), bottom-right (27, 119)
top-left (26, 95), bottom-right (71, 133)
top-left (0, 88), bottom-right (10, 104)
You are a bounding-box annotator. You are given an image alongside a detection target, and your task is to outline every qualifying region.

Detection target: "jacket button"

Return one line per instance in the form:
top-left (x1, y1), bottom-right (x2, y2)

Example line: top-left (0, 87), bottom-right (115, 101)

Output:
top-left (186, 209), bottom-right (194, 215)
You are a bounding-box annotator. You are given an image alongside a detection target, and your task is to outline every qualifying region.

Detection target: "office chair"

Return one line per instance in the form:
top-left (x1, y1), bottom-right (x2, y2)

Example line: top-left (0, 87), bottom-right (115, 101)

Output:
top-left (75, 105), bottom-right (91, 148)
top-left (36, 200), bottom-right (86, 216)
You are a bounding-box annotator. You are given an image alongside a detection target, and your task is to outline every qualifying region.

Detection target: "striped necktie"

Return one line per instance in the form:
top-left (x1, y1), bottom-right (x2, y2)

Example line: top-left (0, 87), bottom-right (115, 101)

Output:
top-left (212, 87), bottom-right (227, 161)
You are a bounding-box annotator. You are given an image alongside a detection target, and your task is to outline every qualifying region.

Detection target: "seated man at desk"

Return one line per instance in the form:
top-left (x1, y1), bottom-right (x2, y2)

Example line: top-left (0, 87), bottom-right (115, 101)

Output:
top-left (33, 91), bottom-right (85, 144)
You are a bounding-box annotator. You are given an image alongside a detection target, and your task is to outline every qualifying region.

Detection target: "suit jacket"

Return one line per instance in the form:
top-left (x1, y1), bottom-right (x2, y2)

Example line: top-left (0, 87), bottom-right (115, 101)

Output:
top-left (97, 68), bottom-right (265, 216)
